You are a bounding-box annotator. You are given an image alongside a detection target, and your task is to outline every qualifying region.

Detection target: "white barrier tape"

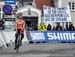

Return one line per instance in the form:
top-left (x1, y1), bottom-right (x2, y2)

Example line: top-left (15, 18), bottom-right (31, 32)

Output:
top-left (0, 31), bottom-right (29, 47)
top-left (2, 31), bottom-right (11, 43)
top-left (0, 33), bottom-right (6, 46)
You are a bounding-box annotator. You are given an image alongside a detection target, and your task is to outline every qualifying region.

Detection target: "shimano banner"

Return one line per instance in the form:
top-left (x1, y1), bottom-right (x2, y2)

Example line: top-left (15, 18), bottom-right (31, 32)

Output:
top-left (29, 31), bottom-right (75, 42)
top-left (45, 31), bottom-right (75, 42)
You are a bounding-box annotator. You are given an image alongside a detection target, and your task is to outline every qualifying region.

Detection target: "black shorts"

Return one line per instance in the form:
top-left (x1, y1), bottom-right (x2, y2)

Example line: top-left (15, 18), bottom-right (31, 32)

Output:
top-left (17, 29), bottom-right (23, 33)
top-left (15, 29), bottom-right (24, 39)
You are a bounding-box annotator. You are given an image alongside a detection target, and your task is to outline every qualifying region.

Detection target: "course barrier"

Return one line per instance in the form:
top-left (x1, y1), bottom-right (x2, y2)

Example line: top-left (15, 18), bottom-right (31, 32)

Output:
top-left (28, 31), bottom-right (75, 43)
top-left (0, 30), bottom-right (75, 48)
top-left (0, 30), bottom-right (28, 48)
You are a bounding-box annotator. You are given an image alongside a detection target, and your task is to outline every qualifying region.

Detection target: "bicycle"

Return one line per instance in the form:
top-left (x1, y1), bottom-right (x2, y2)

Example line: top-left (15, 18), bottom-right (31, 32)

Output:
top-left (16, 30), bottom-right (22, 53)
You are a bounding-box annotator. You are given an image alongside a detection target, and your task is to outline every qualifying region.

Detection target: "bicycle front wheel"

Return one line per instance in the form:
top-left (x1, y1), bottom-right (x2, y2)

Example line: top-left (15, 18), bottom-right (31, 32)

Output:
top-left (16, 38), bottom-right (19, 53)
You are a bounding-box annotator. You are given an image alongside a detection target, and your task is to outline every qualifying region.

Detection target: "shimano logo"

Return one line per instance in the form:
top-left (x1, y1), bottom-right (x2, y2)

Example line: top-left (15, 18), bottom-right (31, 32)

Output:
top-left (47, 33), bottom-right (75, 40)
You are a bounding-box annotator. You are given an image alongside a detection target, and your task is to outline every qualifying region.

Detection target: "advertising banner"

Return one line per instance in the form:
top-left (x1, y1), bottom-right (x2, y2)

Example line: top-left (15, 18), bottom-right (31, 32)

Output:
top-left (29, 31), bottom-right (46, 42)
top-left (29, 31), bottom-right (75, 42)
top-left (43, 5), bottom-right (71, 22)
top-left (45, 31), bottom-right (75, 42)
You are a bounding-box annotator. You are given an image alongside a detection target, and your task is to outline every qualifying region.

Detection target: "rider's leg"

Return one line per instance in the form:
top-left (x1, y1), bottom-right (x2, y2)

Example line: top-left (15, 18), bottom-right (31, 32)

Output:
top-left (20, 32), bottom-right (24, 45)
top-left (14, 32), bottom-right (18, 49)
top-left (21, 33), bottom-right (24, 41)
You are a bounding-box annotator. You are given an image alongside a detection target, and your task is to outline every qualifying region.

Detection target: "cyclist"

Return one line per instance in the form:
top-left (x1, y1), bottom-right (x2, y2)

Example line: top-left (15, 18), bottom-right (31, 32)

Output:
top-left (14, 16), bottom-right (25, 49)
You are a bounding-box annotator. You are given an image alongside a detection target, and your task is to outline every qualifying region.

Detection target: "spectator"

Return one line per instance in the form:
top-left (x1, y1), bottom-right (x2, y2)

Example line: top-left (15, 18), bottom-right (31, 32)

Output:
top-left (38, 22), bottom-right (47, 31)
top-left (56, 23), bottom-right (62, 31)
top-left (47, 24), bottom-right (51, 30)
top-left (69, 22), bottom-right (74, 31)
top-left (0, 19), bottom-right (5, 30)
top-left (65, 22), bottom-right (69, 31)
top-left (34, 25), bottom-right (38, 30)
top-left (52, 26), bottom-right (56, 31)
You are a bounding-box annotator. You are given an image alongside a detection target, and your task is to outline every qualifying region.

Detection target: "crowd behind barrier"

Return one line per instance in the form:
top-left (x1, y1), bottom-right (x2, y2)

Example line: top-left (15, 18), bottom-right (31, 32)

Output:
top-left (36, 22), bottom-right (75, 31)
top-left (0, 18), bottom-right (75, 31)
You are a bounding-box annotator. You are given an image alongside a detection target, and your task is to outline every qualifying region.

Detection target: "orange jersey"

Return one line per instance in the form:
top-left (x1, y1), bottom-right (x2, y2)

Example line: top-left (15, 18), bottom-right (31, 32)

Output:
top-left (16, 19), bottom-right (25, 32)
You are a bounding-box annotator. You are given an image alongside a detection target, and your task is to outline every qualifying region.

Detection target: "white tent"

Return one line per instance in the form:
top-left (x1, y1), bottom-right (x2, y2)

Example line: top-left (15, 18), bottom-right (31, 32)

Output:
top-left (16, 5), bottom-right (42, 25)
